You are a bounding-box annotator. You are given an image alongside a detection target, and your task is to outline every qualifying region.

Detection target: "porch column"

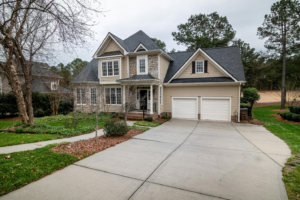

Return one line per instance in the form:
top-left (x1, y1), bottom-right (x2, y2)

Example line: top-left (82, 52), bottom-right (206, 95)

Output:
top-left (123, 85), bottom-right (125, 112)
top-left (150, 84), bottom-right (153, 114)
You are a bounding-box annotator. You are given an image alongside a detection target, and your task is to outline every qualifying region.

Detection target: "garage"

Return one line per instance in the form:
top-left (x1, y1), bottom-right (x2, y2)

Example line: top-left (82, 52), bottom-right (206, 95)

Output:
top-left (172, 97), bottom-right (198, 119)
top-left (201, 98), bottom-right (231, 121)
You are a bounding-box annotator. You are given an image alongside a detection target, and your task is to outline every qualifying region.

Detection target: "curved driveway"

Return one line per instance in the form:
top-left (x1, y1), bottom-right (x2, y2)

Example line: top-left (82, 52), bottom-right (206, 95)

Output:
top-left (1, 119), bottom-right (291, 200)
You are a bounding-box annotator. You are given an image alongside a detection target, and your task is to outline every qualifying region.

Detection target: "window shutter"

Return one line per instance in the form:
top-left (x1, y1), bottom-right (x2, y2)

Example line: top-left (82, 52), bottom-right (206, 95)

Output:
top-left (204, 60), bottom-right (208, 73)
top-left (192, 61), bottom-right (195, 74)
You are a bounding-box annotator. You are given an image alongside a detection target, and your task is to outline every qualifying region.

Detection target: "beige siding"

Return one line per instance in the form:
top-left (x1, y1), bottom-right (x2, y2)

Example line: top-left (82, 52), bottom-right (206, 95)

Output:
top-left (101, 76), bottom-right (119, 82)
top-left (178, 53), bottom-right (225, 78)
top-left (121, 57), bottom-right (128, 79)
top-left (101, 39), bottom-right (124, 55)
top-left (107, 105), bottom-right (123, 113)
top-left (160, 55), bottom-right (170, 81)
top-left (163, 85), bottom-right (240, 119)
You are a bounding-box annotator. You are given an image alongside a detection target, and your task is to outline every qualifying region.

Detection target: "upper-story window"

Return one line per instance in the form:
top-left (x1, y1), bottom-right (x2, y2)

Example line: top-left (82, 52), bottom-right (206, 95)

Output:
top-left (196, 61), bottom-right (204, 73)
top-left (137, 55), bottom-right (148, 75)
top-left (51, 81), bottom-right (59, 90)
top-left (102, 60), bottom-right (119, 76)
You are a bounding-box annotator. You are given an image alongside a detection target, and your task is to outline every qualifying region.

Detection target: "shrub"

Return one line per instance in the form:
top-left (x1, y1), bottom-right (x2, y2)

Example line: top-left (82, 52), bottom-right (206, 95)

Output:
top-left (34, 109), bottom-right (45, 117)
top-left (103, 120), bottom-right (129, 137)
top-left (22, 123), bottom-right (31, 128)
top-left (240, 97), bottom-right (247, 103)
top-left (280, 112), bottom-right (289, 119)
top-left (145, 116), bottom-right (153, 121)
top-left (162, 115), bottom-right (171, 119)
top-left (0, 92), bottom-right (18, 116)
top-left (292, 114), bottom-right (300, 122)
top-left (15, 127), bottom-right (24, 133)
top-left (242, 88), bottom-right (260, 119)
top-left (119, 115), bottom-right (124, 119)
top-left (289, 106), bottom-right (300, 114)
top-left (111, 113), bottom-right (118, 118)
top-left (240, 103), bottom-right (251, 109)
top-left (44, 109), bottom-right (53, 116)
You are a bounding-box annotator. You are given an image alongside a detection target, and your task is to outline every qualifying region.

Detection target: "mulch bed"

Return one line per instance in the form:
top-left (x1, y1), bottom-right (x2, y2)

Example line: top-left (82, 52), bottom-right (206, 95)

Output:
top-left (272, 109), bottom-right (290, 112)
top-left (50, 129), bottom-right (143, 159)
top-left (270, 114), bottom-right (300, 125)
top-left (0, 117), bottom-right (22, 121)
top-left (155, 118), bottom-right (170, 123)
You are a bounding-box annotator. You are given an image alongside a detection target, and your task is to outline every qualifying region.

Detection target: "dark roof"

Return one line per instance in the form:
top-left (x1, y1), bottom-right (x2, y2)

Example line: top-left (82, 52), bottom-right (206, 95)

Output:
top-left (21, 79), bottom-right (71, 93)
top-left (0, 62), bottom-right (62, 78)
top-left (109, 30), bottom-right (163, 52)
top-left (98, 51), bottom-right (123, 57)
top-left (72, 59), bottom-right (99, 83)
top-left (116, 74), bottom-right (157, 81)
top-left (169, 77), bottom-right (235, 84)
top-left (164, 46), bottom-right (245, 83)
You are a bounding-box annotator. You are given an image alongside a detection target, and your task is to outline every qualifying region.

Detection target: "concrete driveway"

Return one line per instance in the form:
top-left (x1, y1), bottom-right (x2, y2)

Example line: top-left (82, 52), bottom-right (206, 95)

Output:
top-left (1, 119), bottom-right (291, 200)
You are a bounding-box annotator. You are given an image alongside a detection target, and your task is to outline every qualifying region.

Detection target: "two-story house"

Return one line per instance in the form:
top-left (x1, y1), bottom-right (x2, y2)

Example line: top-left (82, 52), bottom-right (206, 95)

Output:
top-left (72, 30), bottom-right (246, 122)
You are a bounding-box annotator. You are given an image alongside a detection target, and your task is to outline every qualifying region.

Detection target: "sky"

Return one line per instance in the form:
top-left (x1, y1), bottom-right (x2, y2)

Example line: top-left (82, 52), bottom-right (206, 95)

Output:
top-left (55, 0), bottom-right (278, 66)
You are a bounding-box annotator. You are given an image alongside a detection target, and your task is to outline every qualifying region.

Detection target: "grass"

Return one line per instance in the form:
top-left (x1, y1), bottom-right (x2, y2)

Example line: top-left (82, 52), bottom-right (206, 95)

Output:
top-left (0, 133), bottom-right (63, 147)
top-left (0, 144), bottom-right (79, 196)
top-left (134, 121), bottom-right (163, 127)
top-left (253, 106), bottom-right (300, 200)
top-left (0, 121), bottom-right (21, 129)
top-left (129, 125), bottom-right (149, 132)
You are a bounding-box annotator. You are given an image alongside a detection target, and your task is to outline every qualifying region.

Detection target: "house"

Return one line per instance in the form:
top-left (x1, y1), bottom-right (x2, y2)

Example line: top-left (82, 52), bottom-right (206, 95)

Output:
top-left (72, 30), bottom-right (246, 122)
top-left (0, 62), bottom-right (71, 94)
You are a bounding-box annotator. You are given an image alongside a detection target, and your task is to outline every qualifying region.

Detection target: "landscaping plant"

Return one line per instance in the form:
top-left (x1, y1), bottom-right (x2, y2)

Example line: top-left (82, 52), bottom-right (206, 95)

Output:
top-left (145, 116), bottom-right (153, 122)
top-left (103, 120), bottom-right (130, 137)
top-left (242, 88), bottom-right (260, 119)
top-left (162, 115), bottom-right (171, 119)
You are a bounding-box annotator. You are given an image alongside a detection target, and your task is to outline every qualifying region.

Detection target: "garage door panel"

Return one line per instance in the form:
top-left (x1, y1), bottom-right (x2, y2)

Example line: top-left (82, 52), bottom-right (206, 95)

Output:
top-left (201, 99), bottom-right (230, 121)
top-left (173, 98), bottom-right (197, 119)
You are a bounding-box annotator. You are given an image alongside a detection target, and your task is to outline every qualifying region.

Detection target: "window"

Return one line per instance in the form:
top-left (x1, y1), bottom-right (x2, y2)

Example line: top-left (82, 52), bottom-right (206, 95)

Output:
top-left (137, 55), bottom-right (148, 74)
top-left (77, 88), bottom-right (86, 105)
top-left (91, 88), bottom-right (97, 104)
top-left (51, 81), bottom-right (59, 90)
top-left (102, 60), bottom-right (119, 76)
top-left (196, 61), bottom-right (204, 73)
top-left (105, 87), bottom-right (122, 105)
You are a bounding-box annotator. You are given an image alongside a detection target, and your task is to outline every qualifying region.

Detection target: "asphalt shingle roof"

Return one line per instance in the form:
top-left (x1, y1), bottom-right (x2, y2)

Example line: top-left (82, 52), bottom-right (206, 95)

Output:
top-left (21, 79), bottom-right (71, 93)
top-left (72, 59), bottom-right (99, 83)
top-left (169, 77), bottom-right (234, 84)
top-left (117, 74), bottom-right (157, 81)
top-left (164, 46), bottom-right (245, 83)
top-left (98, 51), bottom-right (123, 57)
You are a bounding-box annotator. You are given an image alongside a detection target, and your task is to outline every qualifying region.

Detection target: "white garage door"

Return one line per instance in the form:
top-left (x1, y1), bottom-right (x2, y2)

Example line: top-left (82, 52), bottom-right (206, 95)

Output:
top-left (201, 98), bottom-right (230, 121)
top-left (172, 98), bottom-right (198, 119)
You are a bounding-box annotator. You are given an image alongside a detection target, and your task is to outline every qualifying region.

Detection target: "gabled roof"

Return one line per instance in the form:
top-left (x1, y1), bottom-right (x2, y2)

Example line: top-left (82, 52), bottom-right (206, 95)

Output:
top-left (72, 59), bottom-right (99, 83)
top-left (164, 46), bottom-right (245, 83)
top-left (21, 79), bottom-right (71, 93)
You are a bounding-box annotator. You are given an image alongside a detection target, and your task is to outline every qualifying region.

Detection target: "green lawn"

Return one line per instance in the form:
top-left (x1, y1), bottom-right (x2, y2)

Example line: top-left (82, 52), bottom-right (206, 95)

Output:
top-left (0, 121), bottom-right (21, 129)
top-left (134, 121), bottom-right (163, 127)
top-left (253, 106), bottom-right (300, 200)
top-left (44, 119), bottom-right (106, 128)
top-left (0, 144), bottom-right (79, 196)
top-left (0, 133), bottom-right (63, 147)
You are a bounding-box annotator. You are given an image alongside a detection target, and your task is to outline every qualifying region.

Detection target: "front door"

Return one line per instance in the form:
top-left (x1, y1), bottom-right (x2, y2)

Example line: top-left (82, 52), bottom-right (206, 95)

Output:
top-left (140, 90), bottom-right (147, 110)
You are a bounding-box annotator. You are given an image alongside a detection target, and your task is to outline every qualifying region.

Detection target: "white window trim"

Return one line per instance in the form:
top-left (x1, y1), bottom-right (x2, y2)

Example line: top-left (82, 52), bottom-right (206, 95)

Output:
top-left (195, 60), bottom-right (204, 74)
top-left (200, 97), bottom-right (232, 122)
top-left (134, 43), bottom-right (148, 52)
top-left (76, 88), bottom-right (86, 105)
top-left (50, 81), bottom-right (59, 90)
top-left (101, 59), bottom-right (120, 77)
top-left (160, 86), bottom-right (163, 105)
top-left (105, 87), bottom-right (122, 106)
top-left (90, 88), bottom-right (97, 105)
top-left (137, 55), bottom-right (148, 75)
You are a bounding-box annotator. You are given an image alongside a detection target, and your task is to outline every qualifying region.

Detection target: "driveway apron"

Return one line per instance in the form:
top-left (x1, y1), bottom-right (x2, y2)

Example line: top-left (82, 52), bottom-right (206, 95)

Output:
top-left (1, 119), bottom-right (290, 200)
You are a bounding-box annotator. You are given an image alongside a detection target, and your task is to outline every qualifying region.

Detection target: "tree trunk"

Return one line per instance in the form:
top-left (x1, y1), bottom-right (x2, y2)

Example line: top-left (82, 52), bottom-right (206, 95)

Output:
top-left (281, 22), bottom-right (287, 110)
top-left (25, 79), bottom-right (34, 124)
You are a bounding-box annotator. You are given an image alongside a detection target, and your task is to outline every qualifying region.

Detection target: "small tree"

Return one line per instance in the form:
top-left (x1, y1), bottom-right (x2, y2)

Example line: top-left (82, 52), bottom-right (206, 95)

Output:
top-left (123, 85), bottom-right (137, 122)
top-left (243, 88), bottom-right (261, 119)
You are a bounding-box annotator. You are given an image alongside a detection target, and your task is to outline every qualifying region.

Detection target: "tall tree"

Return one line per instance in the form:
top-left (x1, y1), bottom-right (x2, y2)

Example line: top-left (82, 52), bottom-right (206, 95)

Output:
top-left (172, 12), bottom-right (236, 50)
top-left (0, 1), bottom-right (102, 123)
top-left (257, 0), bottom-right (300, 109)
top-left (67, 58), bottom-right (89, 79)
top-left (151, 38), bottom-right (167, 52)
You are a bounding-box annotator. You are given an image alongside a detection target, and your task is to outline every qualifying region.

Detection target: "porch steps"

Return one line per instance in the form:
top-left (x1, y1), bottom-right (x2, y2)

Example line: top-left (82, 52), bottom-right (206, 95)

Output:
top-left (127, 112), bottom-right (157, 120)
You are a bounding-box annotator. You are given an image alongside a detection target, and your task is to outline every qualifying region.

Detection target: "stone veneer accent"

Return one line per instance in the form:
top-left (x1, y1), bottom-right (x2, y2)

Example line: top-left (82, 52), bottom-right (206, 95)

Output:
top-left (129, 57), bottom-right (137, 77)
top-left (73, 83), bottom-right (102, 113)
top-left (148, 55), bottom-right (158, 78)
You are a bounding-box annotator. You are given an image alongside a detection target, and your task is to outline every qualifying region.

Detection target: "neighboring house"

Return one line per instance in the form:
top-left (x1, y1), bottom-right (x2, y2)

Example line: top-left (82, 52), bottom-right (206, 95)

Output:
top-left (72, 30), bottom-right (246, 122)
top-left (0, 62), bottom-right (71, 94)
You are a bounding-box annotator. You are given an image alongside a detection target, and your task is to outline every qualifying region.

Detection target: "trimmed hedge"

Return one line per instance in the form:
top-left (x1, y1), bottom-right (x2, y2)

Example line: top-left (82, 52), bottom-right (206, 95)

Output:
top-left (289, 106), bottom-right (300, 114)
top-left (240, 103), bottom-right (251, 109)
top-left (162, 115), bottom-right (171, 119)
top-left (145, 116), bottom-right (153, 122)
top-left (280, 112), bottom-right (300, 122)
top-left (103, 120), bottom-right (129, 136)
